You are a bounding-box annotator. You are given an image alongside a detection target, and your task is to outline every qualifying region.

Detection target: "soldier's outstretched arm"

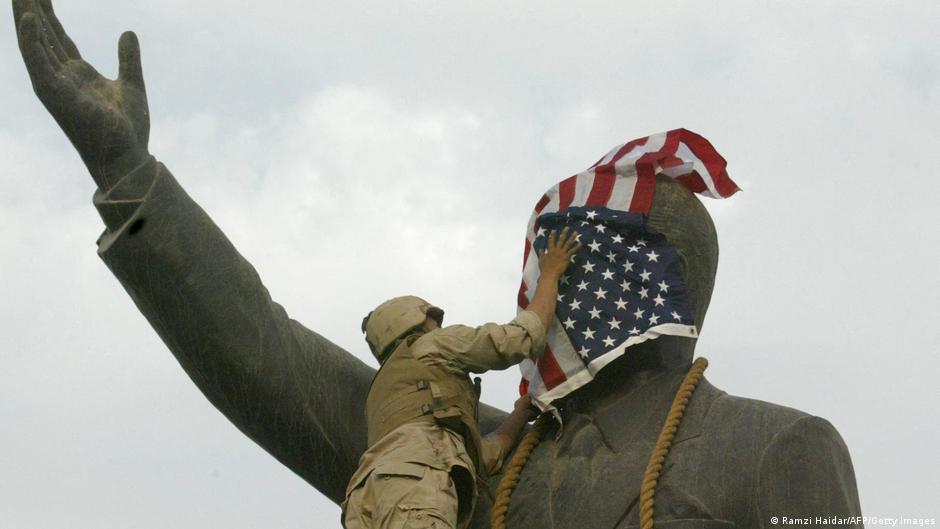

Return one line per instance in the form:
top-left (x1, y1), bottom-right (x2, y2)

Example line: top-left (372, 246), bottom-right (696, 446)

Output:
top-left (13, 0), bottom-right (374, 504)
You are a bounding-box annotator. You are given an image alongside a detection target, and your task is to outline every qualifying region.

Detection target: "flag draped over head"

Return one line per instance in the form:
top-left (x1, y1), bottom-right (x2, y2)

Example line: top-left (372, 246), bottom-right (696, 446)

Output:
top-left (518, 128), bottom-right (739, 409)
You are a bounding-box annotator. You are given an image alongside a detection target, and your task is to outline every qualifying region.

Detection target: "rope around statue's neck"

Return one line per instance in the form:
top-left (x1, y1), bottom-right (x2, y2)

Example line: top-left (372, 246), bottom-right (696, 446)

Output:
top-left (490, 357), bottom-right (709, 529)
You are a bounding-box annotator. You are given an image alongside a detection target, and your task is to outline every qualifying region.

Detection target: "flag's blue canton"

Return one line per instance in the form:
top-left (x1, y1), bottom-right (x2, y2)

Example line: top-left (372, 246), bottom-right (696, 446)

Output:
top-left (533, 206), bottom-right (696, 363)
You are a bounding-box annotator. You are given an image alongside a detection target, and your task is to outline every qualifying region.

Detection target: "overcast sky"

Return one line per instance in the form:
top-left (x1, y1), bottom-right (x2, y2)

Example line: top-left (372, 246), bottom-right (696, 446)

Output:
top-left (2, 1), bottom-right (938, 528)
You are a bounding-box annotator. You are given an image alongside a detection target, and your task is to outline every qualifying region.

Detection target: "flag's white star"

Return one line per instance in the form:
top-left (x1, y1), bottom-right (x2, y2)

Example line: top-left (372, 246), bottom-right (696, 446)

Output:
top-left (588, 306), bottom-right (602, 319)
top-left (629, 327), bottom-right (641, 335)
top-left (646, 250), bottom-right (660, 263)
top-left (593, 288), bottom-right (608, 300)
top-left (576, 280), bottom-right (589, 292)
top-left (605, 251), bottom-right (617, 263)
top-left (578, 346), bottom-right (590, 359)
top-left (634, 308), bottom-right (645, 320)
top-left (569, 299), bottom-right (582, 310)
top-left (536, 227), bottom-right (546, 237)
top-left (595, 224), bottom-right (606, 234)
top-left (627, 244), bottom-right (641, 253)
top-left (588, 240), bottom-right (602, 252)
top-left (586, 210), bottom-right (598, 220)
top-left (657, 280), bottom-right (669, 292)
top-left (614, 298), bottom-right (628, 310)
top-left (611, 234), bottom-right (624, 244)
top-left (557, 293), bottom-right (565, 302)
top-left (580, 220), bottom-right (590, 227)
top-left (623, 260), bottom-right (635, 272)
top-left (670, 311), bottom-right (682, 322)
top-left (620, 280), bottom-right (631, 292)
top-left (563, 317), bottom-right (577, 329)
top-left (560, 275), bottom-right (570, 285)
top-left (608, 318), bottom-right (622, 330)
top-left (640, 270), bottom-right (652, 282)
top-left (602, 336), bottom-right (616, 347)
top-left (653, 294), bottom-right (665, 307)
top-left (582, 262), bottom-right (595, 273)
top-left (648, 314), bottom-right (660, 325)
top-left (582, 327), bottom-right (596, 340)
top-left (575, 233), bottom-right (583, 242)
top-left (639, 287), bottom-right (649, 299)
top-left (637, 239), bottom-right (648, 247)
top-left (601, 268), bottom-right (615, 281)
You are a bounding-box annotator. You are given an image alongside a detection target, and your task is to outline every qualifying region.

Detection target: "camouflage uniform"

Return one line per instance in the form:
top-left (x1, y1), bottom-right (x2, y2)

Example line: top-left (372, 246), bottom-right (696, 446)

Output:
top-left (343, 311), bottom-right (545, 529)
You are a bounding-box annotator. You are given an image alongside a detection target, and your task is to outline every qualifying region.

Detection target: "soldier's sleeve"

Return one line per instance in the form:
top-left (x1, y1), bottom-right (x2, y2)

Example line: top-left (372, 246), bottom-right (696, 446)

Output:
top-left (757, 416), bottom-right (863, 528)
top-left (427, 310), bottom-right (546, 373)
top-left (479, 434), bottom-right (509, 477)
top-left (92, 159), bottom-right (375, 505)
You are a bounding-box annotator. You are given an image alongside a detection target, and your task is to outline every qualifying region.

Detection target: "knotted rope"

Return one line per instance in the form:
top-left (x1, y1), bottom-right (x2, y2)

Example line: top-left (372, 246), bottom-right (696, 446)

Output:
top-left (639, 356), bottom-right (708, 529)
top-left (490, 357), bottom-right (709, 529)
top-left (490, 413), bottom-right (552, 529)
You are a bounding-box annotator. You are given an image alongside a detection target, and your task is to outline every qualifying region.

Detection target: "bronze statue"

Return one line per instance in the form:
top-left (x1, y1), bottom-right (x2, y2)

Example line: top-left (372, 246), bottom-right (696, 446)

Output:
top-left (13, 1), bottom-right (863, 527)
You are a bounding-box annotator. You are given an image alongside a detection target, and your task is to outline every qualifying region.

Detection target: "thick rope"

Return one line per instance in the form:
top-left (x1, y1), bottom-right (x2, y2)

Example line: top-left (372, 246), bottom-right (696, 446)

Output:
top-left (639, 356), bottom-right (709, 529)
top-left (489, 357), bottom-right (709, 529)
top-left (490, 413), bottom-right (552, 529)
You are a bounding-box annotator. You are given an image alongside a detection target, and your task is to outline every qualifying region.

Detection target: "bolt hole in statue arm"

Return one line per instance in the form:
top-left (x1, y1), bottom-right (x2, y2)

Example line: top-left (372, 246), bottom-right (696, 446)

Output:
top-left (11, 0), bottom-right (440, 504)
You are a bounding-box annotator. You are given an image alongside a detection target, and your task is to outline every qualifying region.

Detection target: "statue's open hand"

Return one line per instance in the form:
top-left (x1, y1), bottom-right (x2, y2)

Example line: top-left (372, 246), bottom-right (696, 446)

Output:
top-left (13, 0), bottom-right (151, 190)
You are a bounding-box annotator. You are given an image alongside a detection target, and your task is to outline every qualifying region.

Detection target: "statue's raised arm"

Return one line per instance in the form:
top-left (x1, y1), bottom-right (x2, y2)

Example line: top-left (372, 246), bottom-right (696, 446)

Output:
top-left (12, 0), bottom-right (381, 503)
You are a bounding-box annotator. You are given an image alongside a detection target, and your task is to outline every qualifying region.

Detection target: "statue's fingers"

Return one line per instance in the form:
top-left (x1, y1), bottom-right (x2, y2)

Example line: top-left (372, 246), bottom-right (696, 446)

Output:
top-left (34, 11), bottom-right (67, 68)
top-left (11, 0), bottom-right (35, 26)
top-left (118, 31), bottom-right (145, 90)
top-left (16, 12), bottom-right (58, 90)
top-left (35, 0), bottom-right (81, 60)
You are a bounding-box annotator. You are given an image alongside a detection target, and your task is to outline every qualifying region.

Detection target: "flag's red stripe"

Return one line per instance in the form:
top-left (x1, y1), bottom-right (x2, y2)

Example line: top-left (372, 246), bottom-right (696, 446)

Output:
top-left (629, 160), bottom-right (658, 213)
top-left (538, 347), bottom-right (568, 389)
top-left (534, 194), bottom-right (550, 214)
top-left (519, 377), bottom-right (529, 397)
top-left (585, 165), bottom-right (616, 207)
top-left (609, 136), bottom-right (650, 165)
top-left (679, 129), bottom-right (739, 197)
top-left (558, 175), bottom-right (577, 212)
top-left (517, 280), bottom-right (530, 309)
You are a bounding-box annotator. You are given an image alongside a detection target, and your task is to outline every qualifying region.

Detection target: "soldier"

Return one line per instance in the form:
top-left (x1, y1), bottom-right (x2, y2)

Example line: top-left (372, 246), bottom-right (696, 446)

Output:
top-left (344, 228), bottom-right (580, 529)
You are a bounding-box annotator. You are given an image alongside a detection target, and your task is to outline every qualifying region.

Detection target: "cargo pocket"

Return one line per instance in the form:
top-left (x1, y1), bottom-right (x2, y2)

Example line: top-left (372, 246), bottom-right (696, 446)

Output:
top-left (373, 461), bottom-right (428, 481)
top-left (396, 506), bottom-right (455, 529)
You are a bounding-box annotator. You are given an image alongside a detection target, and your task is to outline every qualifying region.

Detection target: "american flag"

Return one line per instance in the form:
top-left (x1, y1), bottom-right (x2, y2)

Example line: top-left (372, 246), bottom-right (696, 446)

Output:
top-left (518, 129), bottom-right (739, 408)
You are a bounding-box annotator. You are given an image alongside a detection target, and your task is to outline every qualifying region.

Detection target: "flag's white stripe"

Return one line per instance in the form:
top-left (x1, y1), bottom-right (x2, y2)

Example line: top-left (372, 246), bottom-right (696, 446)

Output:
top-left (672, 141), bottom-right (721, 198)
top-left (520, 357), bottom-right (546, 395)
top-left (607, 174), bottom-right (639, 211)
top-left (571, 169), bottom-right (597, 208)
top-left (614, 131), bottom-right (668, 164)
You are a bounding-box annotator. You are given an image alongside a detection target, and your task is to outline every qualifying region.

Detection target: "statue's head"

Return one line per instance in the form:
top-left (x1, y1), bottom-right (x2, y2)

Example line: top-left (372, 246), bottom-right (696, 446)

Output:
top-left (646, 175), bottom-right (719, 333)
top-left (361, 295), bottom-right (445, 363)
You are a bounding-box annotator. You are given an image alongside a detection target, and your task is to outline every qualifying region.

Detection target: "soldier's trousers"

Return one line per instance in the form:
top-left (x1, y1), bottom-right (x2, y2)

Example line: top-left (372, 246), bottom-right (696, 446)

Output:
top-left (343, 461), bottom-right (459, 529)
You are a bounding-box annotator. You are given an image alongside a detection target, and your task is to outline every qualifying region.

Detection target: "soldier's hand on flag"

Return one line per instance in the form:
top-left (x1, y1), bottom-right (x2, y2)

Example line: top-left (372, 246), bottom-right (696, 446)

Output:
top-left (538, 227), bottom-right (581, 280)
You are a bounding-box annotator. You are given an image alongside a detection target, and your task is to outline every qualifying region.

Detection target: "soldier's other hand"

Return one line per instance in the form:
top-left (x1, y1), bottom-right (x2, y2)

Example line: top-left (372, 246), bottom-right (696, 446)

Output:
top-left (513, 394), bottom-right (538, 419)
top-left (538, 227), bottom-right (581, 280)
top-left (13, 0), bottom-right (151, 191)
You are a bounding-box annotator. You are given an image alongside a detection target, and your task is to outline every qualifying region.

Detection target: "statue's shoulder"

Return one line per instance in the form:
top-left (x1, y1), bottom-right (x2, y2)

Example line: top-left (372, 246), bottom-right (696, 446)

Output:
top-left (671, 380), bottom-right (861, 525)
top-left (696, 380), bottom-right (849, 452)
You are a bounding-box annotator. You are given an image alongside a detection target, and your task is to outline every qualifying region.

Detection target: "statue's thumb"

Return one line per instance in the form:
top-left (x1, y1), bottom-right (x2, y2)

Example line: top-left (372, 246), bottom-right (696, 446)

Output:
top-left (118, 31), bottom-right (145, 89)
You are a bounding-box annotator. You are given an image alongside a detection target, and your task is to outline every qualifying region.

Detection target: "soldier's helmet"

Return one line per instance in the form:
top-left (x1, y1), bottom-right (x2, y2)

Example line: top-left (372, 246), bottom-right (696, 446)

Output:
top-left (362, 295), bottom-right (444, 363)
